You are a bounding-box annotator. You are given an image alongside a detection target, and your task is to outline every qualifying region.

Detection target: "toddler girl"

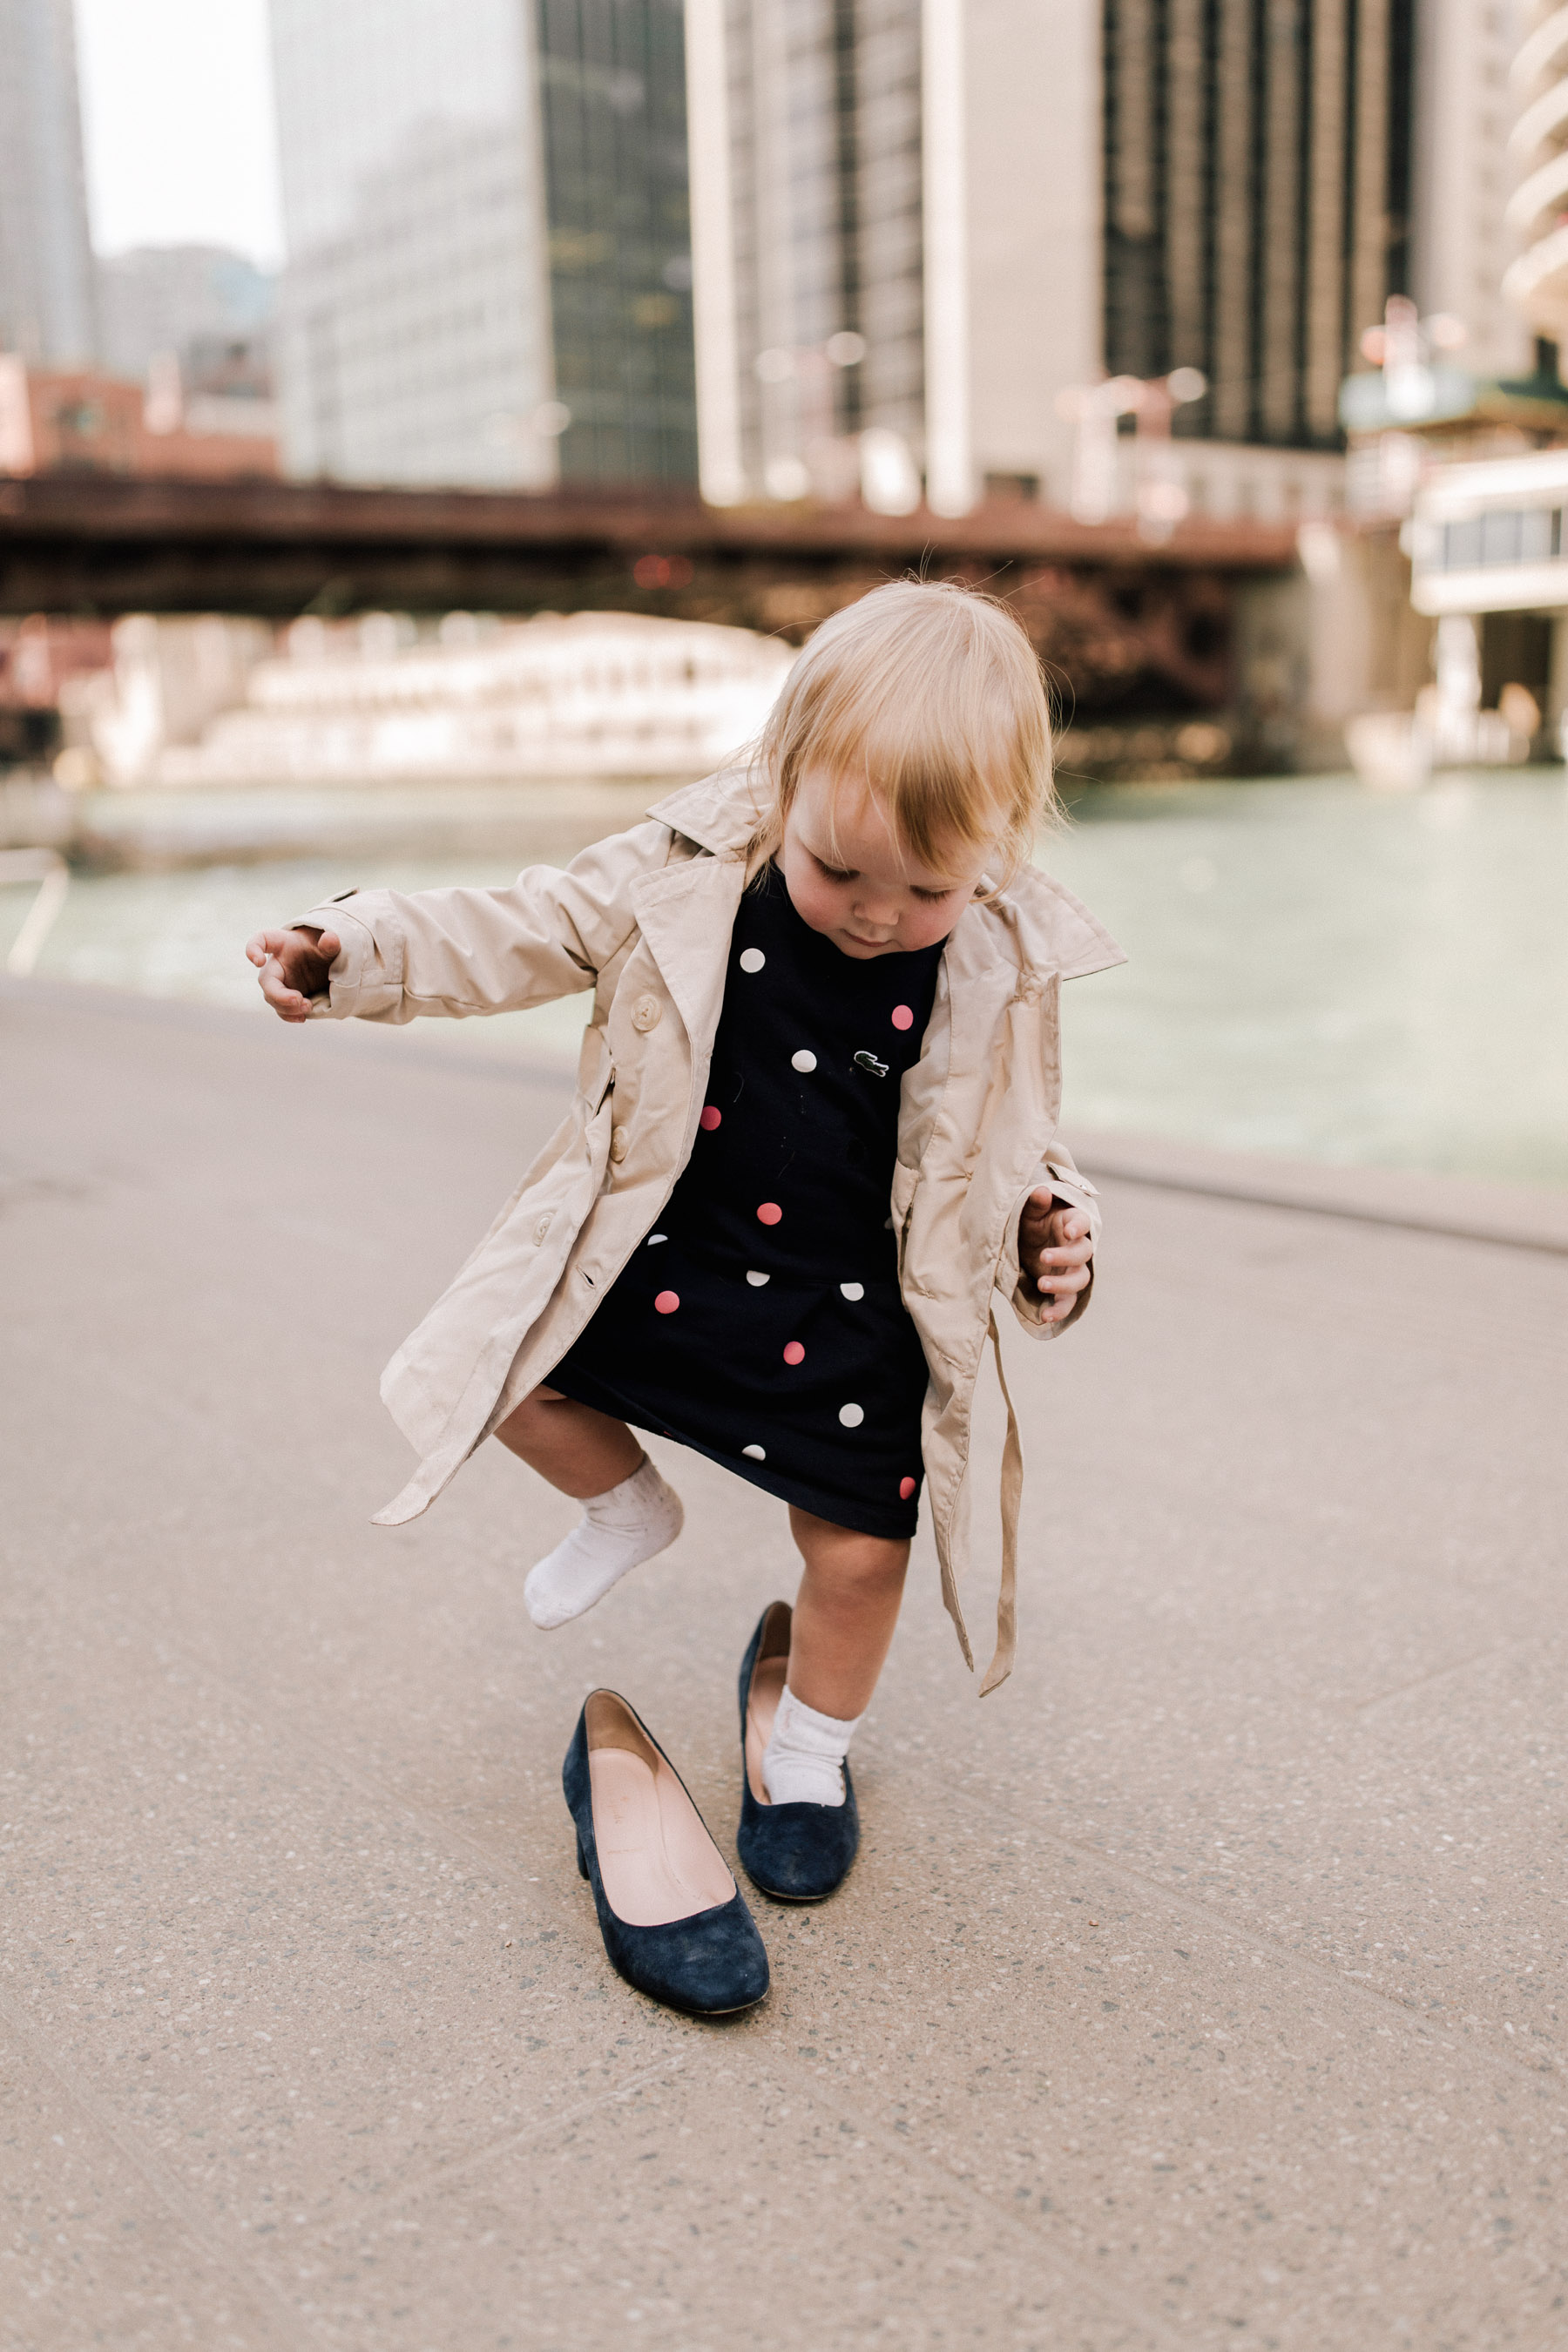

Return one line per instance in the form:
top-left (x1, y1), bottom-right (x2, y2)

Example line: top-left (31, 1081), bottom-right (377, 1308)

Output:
top-left (247, 580), bottom-right (1122, 2007)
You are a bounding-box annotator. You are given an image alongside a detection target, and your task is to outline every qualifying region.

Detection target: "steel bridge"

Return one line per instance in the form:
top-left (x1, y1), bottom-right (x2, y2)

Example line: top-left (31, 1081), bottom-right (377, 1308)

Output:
top-left (0, 472), bottom-right (1299, 715)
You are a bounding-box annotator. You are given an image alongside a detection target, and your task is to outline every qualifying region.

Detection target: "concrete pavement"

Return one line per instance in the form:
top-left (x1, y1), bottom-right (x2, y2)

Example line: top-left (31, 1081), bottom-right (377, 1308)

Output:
top-left (3, 978), bottom-right (1566, 2352)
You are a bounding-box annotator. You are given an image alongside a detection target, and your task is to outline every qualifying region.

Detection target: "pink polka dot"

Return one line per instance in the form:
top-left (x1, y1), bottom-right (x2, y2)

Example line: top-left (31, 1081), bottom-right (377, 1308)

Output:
top-left (700, 1105), bottom-right (721, 1131)
top-left (756, 1201), bottom-right (782, 1225)
top-left (899, 1476), bottom-right (917, 1500)
top-left (782, 1341), bottom-right (805, 1365)
top-left (654, 1290), bottom-right (680, 1315)
top-left (891, 1004), bottom-right (914, 1031)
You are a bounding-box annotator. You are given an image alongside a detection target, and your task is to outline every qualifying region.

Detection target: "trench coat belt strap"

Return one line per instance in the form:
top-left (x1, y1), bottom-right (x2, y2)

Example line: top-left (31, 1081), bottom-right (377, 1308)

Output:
top-left (978, 1310), bottom-right (1024, 1698)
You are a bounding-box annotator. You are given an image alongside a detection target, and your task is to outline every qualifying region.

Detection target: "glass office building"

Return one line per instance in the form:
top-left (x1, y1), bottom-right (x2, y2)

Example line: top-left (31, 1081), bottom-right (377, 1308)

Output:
top-left (0, 0), bottom-right (97, 366)
top-left (269, 0), bottom-right (555, 488)
top-left (1102, 0), bottom-right (1419, 449)
top-left (268, 0), bottom-right (698, 489)
top-left (537, 0), bottom-right (697, 486)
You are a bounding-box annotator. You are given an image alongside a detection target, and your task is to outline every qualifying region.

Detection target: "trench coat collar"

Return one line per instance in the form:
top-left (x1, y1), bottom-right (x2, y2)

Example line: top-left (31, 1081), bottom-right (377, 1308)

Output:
top-left (648, 768), bottom-right (767, 860)
top-left (650, 769), bottom-right (1126, 987)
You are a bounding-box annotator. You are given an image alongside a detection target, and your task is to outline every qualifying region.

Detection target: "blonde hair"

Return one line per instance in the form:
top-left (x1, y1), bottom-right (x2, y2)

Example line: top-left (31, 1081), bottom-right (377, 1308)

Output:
top-left (747, 578), bottom-right (1058, 889)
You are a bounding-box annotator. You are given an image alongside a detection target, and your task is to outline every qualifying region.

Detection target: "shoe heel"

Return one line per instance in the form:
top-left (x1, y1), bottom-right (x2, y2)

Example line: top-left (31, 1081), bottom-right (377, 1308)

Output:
top-left (576, 1830), bottom-right (591, 1881)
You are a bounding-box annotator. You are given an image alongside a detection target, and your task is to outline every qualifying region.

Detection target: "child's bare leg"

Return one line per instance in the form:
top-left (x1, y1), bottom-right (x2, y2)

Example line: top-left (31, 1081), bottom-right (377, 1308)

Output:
top-left (785, 1507), bottom-right (909, 1716)
top-left (495, 1384), bottom-right (643, 1497)
top-left (758, 1507), bottom-right (908, 1806)
top-left (494, 1387), bottom-right (682, 1627)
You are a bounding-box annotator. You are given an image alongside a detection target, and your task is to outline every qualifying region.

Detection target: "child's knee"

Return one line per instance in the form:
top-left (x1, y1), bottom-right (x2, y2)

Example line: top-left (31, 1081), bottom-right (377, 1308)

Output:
top-left (496, 1383), bottom-right (566, 1445)
top-left (793, 1511), bottom-right (909, 1594)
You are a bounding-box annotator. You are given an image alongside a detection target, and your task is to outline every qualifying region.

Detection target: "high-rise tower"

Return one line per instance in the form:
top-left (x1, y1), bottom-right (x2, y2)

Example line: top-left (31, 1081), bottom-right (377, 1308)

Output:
top-left (1102, 0), bottom-right (1418, 452)
top-left (1413, 0), bottom-right (1528, 378)
top-left (1504, 1), bottom-right (1568, 343)
top-left (536, 0), bottom-right (697, 487)
top-left (685, 0), bottom-right (1098, 511)
top-left (268, 0), bottom-right (557, 488)
top-left (688, 0), bottom-right (1389, 512)
top-left (686, 0), bottom-right (926, 507)
top-left (0, 0), bottom-right (98, 366)
top-left (268, 0), bottom-right (698, 489)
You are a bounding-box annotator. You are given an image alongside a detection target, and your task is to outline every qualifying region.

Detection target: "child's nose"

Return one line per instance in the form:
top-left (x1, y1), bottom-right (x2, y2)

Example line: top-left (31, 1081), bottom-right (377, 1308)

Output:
top-left (853, 888), bottom-right (900, 928)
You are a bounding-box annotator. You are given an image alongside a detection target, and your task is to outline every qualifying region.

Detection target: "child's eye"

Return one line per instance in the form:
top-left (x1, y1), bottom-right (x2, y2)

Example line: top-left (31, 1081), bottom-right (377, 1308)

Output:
top-left (912, 884), bottom-right (956, 903)
top-left (813, 855), bottom-right (858, 883)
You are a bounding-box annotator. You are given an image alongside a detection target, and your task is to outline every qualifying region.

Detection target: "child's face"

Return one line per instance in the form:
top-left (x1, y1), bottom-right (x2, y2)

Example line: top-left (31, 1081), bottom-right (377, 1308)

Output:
top-left (779, 767), bottom-right (998, 958)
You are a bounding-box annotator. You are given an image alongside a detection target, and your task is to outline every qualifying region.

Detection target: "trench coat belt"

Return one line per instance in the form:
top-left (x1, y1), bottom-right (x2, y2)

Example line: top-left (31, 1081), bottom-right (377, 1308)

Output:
top-left (977, 1310), bottom-right (1024, 1699)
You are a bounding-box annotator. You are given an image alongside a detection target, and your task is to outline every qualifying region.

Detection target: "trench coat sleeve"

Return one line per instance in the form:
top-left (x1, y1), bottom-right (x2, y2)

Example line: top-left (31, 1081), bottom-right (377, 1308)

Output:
top-left (289, 819), bottom-right (672, 1024)
top-left (997, 1143), bottom-right (1102, 1340)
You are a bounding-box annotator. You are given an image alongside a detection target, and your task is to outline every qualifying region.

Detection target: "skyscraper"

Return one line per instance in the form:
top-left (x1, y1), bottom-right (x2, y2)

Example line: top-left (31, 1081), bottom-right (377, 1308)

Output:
top-left (537, 0), bottom-right (697, 486)
top-left (267, 0), bottom-right (699, 490)
top-left (686, 0), bottom-right (929, 506)
top-left (690, 2), bottom-right (1468, 513)
top-left (0, 0), bottom-right (98, 367)
top-left (1503, 0), bottom-right (1568, 346)
top-left (1101, 0), bottom-right (1418, 451)
top-left (1414, 0), bottom-right (1528, 377)
top-left (267, 0), bottom-right (557, 489)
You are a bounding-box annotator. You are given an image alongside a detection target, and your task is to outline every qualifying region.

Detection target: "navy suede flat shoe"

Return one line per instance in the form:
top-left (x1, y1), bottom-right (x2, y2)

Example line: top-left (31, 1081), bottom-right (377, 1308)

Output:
top-left (563, 1690), bottom-right (769, 2017)
top-left (735, 1601), bottom-right (860, 1903)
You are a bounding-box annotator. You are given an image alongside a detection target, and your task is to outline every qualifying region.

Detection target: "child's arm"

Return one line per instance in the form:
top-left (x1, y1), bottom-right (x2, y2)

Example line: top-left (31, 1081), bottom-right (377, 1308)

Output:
top-left (245, 821), bottom-right (670, 1026)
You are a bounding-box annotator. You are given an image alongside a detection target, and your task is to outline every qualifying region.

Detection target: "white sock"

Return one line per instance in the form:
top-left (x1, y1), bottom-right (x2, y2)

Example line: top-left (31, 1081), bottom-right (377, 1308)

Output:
top-left (523, 1456), bottom-right (683, 1630)
top-left (760, 1684), bottom-right (862, 1808)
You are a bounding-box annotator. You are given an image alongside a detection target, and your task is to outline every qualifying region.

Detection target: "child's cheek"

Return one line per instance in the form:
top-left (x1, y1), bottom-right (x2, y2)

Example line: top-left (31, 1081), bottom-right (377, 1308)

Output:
top-left (779, 856), bottom-right (836, 938)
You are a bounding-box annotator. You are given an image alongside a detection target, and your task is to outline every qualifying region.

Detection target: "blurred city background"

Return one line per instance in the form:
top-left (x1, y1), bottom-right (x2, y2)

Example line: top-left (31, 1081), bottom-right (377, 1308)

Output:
top-left (0, 0), bottom-right (1564, 1182)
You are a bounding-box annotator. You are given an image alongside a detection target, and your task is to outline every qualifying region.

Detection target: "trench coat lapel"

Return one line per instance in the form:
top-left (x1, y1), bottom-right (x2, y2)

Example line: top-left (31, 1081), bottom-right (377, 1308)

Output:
top-left (628, 851), bottom-right (747, 1046)
top-left (937, 903), bottom-right (1020, 1084)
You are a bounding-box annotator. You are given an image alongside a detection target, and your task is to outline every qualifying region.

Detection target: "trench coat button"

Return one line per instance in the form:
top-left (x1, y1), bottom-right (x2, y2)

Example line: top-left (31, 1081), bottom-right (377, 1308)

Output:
top-left (610, 1125), bottom-right (631, 1163)
top-left (533, 1214), bottom-right (553, 1243)
top-left (632, 992), bottom-right (662, 1032)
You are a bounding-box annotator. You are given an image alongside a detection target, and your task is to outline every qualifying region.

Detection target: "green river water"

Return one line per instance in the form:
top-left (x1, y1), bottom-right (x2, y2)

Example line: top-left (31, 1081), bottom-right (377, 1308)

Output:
top-left (3, 772), bottom-right (1565, 1188)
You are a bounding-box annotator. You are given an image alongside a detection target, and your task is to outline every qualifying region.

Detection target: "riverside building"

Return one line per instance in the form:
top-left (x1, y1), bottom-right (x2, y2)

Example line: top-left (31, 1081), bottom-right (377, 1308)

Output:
top-left (536, 0), bottom-right (697, 488)
top-left (1504, 0), bottom-right (1568, 341)
top-left (267, 0), bottom-right (558, 490)
top-left (1101, 0), bottom-right (1418, 454)
top-left (0, 0), bottom-right (98, 366)
top-left (686, 1), bottom-right (1436, 521)
top-left (267, 0), bottom-right (695, 490)
top-left (686, 0), bottom-right (1098, 514)
top-left (1415, 0), bottom-right (1529, 379)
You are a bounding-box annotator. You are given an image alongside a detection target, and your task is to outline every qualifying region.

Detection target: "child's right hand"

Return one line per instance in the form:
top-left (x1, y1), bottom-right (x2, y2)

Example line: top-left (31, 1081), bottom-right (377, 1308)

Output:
top-left (246, 925), bottom-right (341, 1023)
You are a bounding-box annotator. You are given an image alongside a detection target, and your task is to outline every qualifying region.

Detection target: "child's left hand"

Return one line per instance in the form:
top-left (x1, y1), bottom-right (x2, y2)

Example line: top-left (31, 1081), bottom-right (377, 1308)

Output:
top-left (1018, 1190), bottom-right (1094, 1322)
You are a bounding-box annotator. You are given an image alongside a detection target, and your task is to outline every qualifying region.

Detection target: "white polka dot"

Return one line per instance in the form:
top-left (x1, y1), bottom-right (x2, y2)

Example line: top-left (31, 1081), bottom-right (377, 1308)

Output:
top-left (647, 1233), bottom-right (667, 1245)
top-left (839, 1281), bottom-right (864, 1301)
top-left (742, 1443), bottom-right (767, 1461)
top-left (838, 1402), bottom-right (865, 1429)
top-left (739, 947), bottom-right (766, 974)
top-left (746, 1270), bottom-right (770, 1287)
top-left (791, 1049), bottom-right (817, 1073)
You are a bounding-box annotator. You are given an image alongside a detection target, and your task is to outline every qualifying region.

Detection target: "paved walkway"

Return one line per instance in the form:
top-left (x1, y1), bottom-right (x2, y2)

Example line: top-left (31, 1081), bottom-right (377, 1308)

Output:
top-left (3, 980), bottom-right (1566, 2352)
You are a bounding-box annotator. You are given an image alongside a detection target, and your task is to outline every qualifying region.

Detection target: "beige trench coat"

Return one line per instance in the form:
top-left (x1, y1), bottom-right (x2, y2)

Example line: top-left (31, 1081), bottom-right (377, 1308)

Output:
top-left (298, 768), bottom-right (1125, 1691)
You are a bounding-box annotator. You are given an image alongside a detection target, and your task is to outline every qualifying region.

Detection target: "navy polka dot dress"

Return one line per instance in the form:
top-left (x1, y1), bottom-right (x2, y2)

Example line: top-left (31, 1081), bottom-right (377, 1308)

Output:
top-left (546, 862), bottom-right (944, 1538)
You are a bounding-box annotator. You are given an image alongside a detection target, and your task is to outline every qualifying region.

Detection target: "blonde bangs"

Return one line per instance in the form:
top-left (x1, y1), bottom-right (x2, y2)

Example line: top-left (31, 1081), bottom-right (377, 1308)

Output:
top-left (747, 578), bottom-right (1058, 887)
